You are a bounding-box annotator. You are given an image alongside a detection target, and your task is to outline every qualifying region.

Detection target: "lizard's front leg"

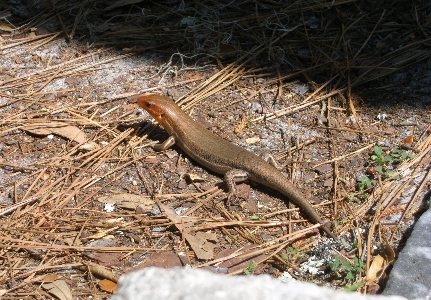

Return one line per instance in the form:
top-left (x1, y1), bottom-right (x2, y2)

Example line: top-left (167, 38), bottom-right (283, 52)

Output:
top-left (152, 135), bottom-right (176, 151)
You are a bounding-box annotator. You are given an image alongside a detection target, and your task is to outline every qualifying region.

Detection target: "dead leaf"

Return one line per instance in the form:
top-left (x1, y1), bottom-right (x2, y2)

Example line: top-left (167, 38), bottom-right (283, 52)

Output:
top-left (63, 236), bottom-right (79, 246)
top-left (246, 137), bottom-right (260, 144)
top-left (24, 122), bottom-right (91, 145)
top-left (136, 203), bottom-right (152, 214)
top-left (78, 141), bottom-right (100, 151)
top-left (366, 240), bottom-right (395, 283)
top-left (132, 251), bottom-right (186, 270)
top-left (85, 252), bottom-right (124, 267)
top-left (184, 231), bottom-right (218, 260)
top-left (99, 279), bottom-right (118, 293)
top-left (234, 114), bottom-right (247, 133)
top-left (41, 280), bottom-right (73, 300)
top-left (35, 273), bottom-right (59, 283)
top-left (218, 43), bottom-right (237, 58)
top-left (366, 254), bottom-right (386, 282)
top-left (184, 173), bottom-right (205, 182)
top-left (97, 193), bottom-right (154, 210)
top-left (0, 21), bottom-right (15, 32)
top-left (105, 217), bottom-right (125, 224)
top-left (88, 230), bottom-right (117, 239)
top-left (403, 135), bottom-right (414, 144)
top-left (383, 239), bottom-right (395, 263)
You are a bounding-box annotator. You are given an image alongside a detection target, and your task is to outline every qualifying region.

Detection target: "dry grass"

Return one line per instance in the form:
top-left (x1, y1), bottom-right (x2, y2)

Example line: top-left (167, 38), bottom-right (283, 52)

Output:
top-left (1, 0), bottom-right (431, 298)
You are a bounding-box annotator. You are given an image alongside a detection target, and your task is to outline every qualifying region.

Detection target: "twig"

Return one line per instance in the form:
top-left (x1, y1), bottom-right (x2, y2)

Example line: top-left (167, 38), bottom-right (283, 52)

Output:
top-left (0, 195), bottom-right (41, 217)
top-left (312, 143), bottom-right (375, 168)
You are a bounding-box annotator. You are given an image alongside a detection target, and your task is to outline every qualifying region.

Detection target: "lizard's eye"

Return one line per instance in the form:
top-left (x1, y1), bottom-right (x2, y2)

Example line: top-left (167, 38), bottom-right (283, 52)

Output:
top-left (145, 102), bottom-right (153, 108)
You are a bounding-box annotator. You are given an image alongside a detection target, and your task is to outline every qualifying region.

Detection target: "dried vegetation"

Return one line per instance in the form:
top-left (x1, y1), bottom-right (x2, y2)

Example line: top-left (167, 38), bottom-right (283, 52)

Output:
top-left (0, 0), bottom-right (431, 298)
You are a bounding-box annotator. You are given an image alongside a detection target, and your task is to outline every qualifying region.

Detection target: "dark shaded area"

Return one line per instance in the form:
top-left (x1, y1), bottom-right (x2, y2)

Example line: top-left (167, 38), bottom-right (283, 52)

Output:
top-left (1, 0), bottom-right (430, 104)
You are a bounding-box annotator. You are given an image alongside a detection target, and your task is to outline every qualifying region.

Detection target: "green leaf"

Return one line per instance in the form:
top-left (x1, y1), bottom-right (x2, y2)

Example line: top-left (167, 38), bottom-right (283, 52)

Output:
top-left (376, 157), bottom-right (384, 165)
top-left (344, 282), bottom-right (365, 291)
top-left (244, 260), bottom-right (257, 275)
top-left (342, 261), bottom-right (351, 271)
top-left (361, 176), bottom-right (372, 188)
top-left (384, 155), bottom-right (393, 163)
top-left (288, 246), bottom-right (299, 254)
top-left (376, 166), bottom-right (383, 174)
top-left (329, 257), bottom-right (341, 271)
top-left (373, 146), bottom-right (382, 156)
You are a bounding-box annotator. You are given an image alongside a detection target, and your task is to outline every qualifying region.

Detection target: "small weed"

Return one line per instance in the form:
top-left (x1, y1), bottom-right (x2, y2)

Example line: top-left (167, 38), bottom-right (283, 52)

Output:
top-left (244, 260), bottom-right (258, 275)
top-left (354, 145), bottom-right (414, 202)
top-left (329, 257), bottom-right (365, 282)
top-left (344, 282), bottom-right (365, 292)
top-left (343, 257), bottom-right (365, 281)
top-left (390, 146), bottom-right (414, 163)
top-left (350, 241), bottom-right (359, 250)
top-left (328, 257), bottom-right (342, 276)
top-left (287, 246), bottom-right (302, 260)
top-left (347, 192), bottom-right (356, 202)
top-left (370, 146), bottom-right (392, 166)
top-left (371, 145), bottom-right (414, 179)
top-left (357, 176), bottom-right (372, 191)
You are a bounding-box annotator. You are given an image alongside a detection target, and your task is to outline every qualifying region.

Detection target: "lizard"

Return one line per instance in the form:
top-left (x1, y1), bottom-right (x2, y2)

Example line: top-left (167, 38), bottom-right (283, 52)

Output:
top-left (137, 94), bottom-right (337, 239)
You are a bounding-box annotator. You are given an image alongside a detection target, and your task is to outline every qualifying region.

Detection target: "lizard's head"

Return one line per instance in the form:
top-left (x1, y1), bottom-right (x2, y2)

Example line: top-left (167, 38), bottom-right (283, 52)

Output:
top-left (137, 94), bottom-right (179, 132)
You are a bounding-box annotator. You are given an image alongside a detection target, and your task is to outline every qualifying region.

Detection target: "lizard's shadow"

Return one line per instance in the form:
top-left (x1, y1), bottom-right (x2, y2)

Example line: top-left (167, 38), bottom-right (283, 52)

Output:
top-left (118, 120), bottom-right (169, 141)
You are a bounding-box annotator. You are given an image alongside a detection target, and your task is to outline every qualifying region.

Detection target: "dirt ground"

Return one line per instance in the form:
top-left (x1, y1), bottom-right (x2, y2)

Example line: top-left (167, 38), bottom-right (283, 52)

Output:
top-left (1, 1), bottom-right (431, 299)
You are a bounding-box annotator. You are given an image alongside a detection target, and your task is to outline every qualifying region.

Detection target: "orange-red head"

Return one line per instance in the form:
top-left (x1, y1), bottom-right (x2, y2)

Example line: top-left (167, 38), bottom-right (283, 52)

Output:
top-left (137, 94), bottom-right (183, 134)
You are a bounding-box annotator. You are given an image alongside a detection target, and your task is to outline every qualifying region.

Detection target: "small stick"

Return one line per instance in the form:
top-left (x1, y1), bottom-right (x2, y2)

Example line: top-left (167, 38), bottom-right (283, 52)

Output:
top-left (0, 195), bottom-right (41, 217)
top-left (313, 143), bottom-right (375, 168)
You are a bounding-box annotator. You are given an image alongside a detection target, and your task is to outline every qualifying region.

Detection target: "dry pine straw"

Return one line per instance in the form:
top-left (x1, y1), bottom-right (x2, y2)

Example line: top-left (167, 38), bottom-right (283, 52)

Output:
top-left (0, 45), bottom-right (429, 294)
top-left (1, 1), bottom-right (431, 296)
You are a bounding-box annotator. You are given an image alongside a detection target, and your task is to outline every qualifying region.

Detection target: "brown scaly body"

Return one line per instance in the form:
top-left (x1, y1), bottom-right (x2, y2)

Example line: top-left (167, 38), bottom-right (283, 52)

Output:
top-left (138, 94), bottom-right (336, 239)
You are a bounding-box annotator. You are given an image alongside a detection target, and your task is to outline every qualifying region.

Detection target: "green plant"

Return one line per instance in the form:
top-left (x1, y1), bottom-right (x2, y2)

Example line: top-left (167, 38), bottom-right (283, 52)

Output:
top-left (375, 165), bottom-right (393, 178)
top-left (370, 146), bottom-right (391, 166)
top-left (348, 192), bottom-right (366, 203)
top-left (244, 260), bottom-right (258, 275)
top-left (343, 257), bottom-right (365, 281)
top-left (328, 257), bottom-right (342, 276)
top-left (350, 241), bottom-right (359, 250)
top-left (287, 246), bottom-right (299, 255)
top-left (328, 257), bottom-right (365, 282)
top-left (358, 176), bottom-right (372, 191)
top-left (390, 146), bottom-right (414, 162)
top-left (371, 145), bottom-right (414, 178)
top-left (286, 246), bottom-right (302, 261)
top-left (354, 145), bottom-right (414, 200)
top-left (344, 282), bottom-right (365, 292)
